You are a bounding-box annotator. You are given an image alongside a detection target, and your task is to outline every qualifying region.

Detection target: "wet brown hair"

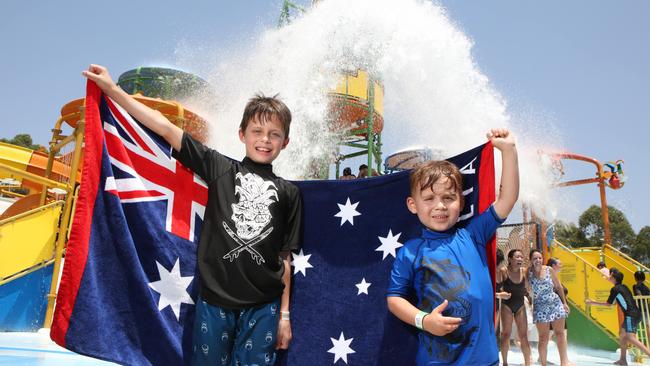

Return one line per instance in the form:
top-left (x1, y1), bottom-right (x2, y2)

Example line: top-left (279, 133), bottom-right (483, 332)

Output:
top-left (240, 93), bottom-right (292, 137)
top-left (409, 160), bottom-right (464, 209)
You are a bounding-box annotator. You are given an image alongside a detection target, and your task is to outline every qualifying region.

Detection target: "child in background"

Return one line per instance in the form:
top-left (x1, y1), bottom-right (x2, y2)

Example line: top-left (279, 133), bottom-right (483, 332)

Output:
top-left (633, 271), bottom-right (650, 296)
top-left (386, 129), bottom-right (519, 365)
top-left (588, 269), bottom-right (650, 365)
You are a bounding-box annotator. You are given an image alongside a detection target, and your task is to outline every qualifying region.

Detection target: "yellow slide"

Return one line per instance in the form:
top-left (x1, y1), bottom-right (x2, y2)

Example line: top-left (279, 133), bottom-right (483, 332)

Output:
top-left (551, 240), bottom-right (650, 350)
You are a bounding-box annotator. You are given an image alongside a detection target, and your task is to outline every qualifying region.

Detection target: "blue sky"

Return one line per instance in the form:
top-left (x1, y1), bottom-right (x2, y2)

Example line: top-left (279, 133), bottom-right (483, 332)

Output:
top-left (1, 0), bottom-right (648, 232)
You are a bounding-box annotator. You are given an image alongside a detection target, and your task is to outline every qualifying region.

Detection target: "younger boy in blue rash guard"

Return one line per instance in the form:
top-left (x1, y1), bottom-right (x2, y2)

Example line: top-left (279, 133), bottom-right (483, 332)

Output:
top-left (387, 129), bottom-right (519, 366)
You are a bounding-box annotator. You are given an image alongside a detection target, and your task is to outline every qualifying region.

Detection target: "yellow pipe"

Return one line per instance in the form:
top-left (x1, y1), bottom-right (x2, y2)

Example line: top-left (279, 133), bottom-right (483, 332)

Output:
top-left (43, 118), bottom-right (85, 328)
top-left (41, 116), bottom-right (65, 205)
top-left (50, 132), bottom-right (79, 154)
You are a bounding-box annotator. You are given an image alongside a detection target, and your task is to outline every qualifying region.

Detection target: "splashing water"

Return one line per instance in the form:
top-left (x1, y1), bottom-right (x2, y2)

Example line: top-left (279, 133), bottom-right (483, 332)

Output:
top-left (175, 0), bottom-right (564, 222)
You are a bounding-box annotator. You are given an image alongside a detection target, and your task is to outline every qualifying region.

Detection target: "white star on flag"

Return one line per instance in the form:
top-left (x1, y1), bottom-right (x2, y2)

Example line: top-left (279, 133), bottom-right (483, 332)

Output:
top-left (327, 331), bottom-right (355, 364)
top-left (334, 197), bottom-right (361, 226)
top-left (375, 229), bottom-right (403, 260)
top-left (148, 259), bottom-right (194, 321)
top-left (355, 278), bottom-right (371, 295)
top-left (291, 249), bottom-right (313, 276)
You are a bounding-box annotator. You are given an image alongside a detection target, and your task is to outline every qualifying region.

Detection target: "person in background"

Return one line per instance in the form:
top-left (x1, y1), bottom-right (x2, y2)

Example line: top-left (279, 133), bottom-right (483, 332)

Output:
top-left (633, 271), bottom-right (650, 296)
top-left (339, 167), bottom-right (356, 180)
top-left (547, 258), bottom-right (569, 348)
top-left (495, 249), bottom-right (511, 331)
top-left (597, 261), bottom-right (610, 278)
top-left (588, 269), bottom-right (650, 365)
top-left (529, 249), bottom-right (571, 366)
top-left (357, 164), bottom-right (379, 178)
top-left (498, 248), bottom-right (531, 366)
top-left (358, 164), bottom-right (369, 178)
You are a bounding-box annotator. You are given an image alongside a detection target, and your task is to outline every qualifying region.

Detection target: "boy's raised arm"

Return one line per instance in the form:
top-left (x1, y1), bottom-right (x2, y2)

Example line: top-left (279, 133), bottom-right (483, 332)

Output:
top-left (82, 64), bottom-right (183, 151)
top-left (488, 128), bottom-right (519, 220)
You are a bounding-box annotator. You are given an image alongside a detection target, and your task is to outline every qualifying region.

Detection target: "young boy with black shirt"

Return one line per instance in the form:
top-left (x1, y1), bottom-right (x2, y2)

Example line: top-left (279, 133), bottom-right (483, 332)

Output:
top-left (84, 64), bottom-right (302, 366)
top-left (588, 269), bottom-right (650, 365)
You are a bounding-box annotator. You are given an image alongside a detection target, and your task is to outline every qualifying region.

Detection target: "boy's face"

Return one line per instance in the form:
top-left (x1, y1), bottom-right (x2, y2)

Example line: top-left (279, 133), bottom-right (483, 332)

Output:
top-left (239, 115), bottom-right (289, 164)
top-left (406, 176), bottom-right (461, 232)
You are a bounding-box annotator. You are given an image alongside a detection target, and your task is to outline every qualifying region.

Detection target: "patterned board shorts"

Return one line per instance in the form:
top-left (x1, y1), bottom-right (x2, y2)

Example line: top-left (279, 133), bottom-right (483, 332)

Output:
top-left (191, 297), bottom-right (281, 366)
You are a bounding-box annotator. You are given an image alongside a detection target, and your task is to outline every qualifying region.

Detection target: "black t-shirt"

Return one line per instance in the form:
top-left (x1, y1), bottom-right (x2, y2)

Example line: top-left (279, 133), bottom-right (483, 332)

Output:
top-left (633, 283), bottom-right (650, 296)
top-left (173, 133), bottom-right (303, 309)
top-left (607, 284), bottom-right (641, 318)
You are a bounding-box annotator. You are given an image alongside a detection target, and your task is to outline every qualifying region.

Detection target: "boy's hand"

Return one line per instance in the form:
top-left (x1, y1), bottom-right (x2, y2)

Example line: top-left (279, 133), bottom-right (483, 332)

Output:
top-left (276, 318), bottom-right (292, 350)
top-left (486, 128), bottom-right (516, 151)
top-left (82, 64), bottom-right (116, 92)
top-left (423, 300), bottom-right (462, 336)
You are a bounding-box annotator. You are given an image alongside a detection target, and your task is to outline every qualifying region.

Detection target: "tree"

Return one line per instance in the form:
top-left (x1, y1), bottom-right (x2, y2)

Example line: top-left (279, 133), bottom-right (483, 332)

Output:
top-left (0, 133), bottom-right (45, 151)
top-left (577, 205), bottom-right (636, 252)
top-left (554, 220), bottom-right (589, 247)
top-left (631, 226), bottom-right (650, 266)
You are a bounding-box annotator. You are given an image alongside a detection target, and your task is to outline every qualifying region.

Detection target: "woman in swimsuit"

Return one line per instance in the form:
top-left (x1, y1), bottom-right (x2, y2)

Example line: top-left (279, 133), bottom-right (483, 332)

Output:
top-left (529, 249), bottom-right (572, 366)
top-left (498, 249), bottom-right (531, 366)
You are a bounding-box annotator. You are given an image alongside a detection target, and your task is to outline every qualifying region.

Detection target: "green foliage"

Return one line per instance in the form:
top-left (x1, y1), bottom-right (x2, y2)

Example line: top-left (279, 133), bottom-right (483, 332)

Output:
top-left (555, 204), bottom-right (649, 266)
top-left (554, 220), bottom-right (589, 247)
top-left (555, 205), bottom-right (645, 259)
top-left (0, 133), bottom-right (45, 151)
top-left (632, 226), bottom-right (650, 266)
top-left (576, 205), bottom-right (635, 251)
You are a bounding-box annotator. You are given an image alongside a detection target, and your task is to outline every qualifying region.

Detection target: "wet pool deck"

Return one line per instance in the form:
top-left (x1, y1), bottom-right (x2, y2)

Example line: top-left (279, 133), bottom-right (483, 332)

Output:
top-left (0, 331), bottom-right (647, 365)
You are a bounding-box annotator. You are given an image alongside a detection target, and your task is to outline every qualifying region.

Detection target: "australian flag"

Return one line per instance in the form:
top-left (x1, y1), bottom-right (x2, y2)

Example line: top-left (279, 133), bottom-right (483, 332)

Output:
top-left (51, 81), bottom-right (495, 365)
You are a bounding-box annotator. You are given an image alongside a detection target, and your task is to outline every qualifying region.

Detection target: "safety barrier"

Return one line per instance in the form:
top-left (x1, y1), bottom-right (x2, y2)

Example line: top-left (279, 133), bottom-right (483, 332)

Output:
top-left (633, 295), bottom-right (650, 362)
top-left (0, 201), bottom-right (63, 283)
top-left (551, 240), bottom-right (619, 348)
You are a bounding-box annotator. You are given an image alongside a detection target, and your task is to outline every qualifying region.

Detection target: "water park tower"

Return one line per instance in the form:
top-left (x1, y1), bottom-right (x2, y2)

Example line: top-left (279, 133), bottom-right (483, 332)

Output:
top-left (279, 1), bottom-right (385, 179)
top-left (328, 70), bottom-right (384, 178)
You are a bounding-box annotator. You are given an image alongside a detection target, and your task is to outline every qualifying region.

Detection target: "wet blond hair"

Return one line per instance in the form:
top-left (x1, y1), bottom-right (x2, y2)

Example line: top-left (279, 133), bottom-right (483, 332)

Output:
top-left (409, 160), bottom-right (464, 209)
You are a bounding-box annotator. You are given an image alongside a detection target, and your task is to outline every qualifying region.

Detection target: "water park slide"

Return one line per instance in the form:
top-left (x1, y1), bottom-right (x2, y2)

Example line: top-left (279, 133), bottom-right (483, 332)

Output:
top-left (551, 239), bottom-right (650, 351)
top-left (0, 142), bottom-right (71, 193)
top-left (0, 143), bottom-right (70, 331)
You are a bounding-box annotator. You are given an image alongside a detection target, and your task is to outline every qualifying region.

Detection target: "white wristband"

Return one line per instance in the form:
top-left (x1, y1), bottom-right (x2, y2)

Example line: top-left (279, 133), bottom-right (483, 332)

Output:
top-left (415, 311), bottom-right (428, 330)
top-left (280, 311), bottom-right (290, 321)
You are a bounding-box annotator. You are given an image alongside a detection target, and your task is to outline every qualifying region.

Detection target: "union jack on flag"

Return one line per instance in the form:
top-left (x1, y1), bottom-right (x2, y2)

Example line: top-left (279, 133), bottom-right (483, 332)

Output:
top-left (101, 96), bottom-right (208, 241)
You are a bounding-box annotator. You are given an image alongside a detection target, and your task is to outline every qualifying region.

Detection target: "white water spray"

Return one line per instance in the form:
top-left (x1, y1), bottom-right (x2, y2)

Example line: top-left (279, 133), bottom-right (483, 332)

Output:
top-left (175, 0), bottom-right (564, 222)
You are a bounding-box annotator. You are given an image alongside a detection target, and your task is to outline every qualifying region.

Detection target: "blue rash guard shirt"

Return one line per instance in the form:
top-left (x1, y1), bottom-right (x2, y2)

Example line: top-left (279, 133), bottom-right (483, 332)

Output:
top-left (387, 205), bottom-right (504, 366)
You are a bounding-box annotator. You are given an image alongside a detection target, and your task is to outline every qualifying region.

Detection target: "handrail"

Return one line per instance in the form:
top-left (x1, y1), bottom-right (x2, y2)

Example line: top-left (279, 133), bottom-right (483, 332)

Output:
top-left (0, 200), bottom-right (64, 225)
top-left (0, 259), bottom-right (56, 286)
top-left (552, 239), bottom-right (619, 342)
top-left (0, 162), bottom-right (68, 191)
top-left (605, 244), bottom-right (650, 272)
top-left (553, 239), bottom-right (603, 273)
top-left (634, 295), bottom-right (650, 362)
top-left (43, 117), bottom-right (85, 328)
